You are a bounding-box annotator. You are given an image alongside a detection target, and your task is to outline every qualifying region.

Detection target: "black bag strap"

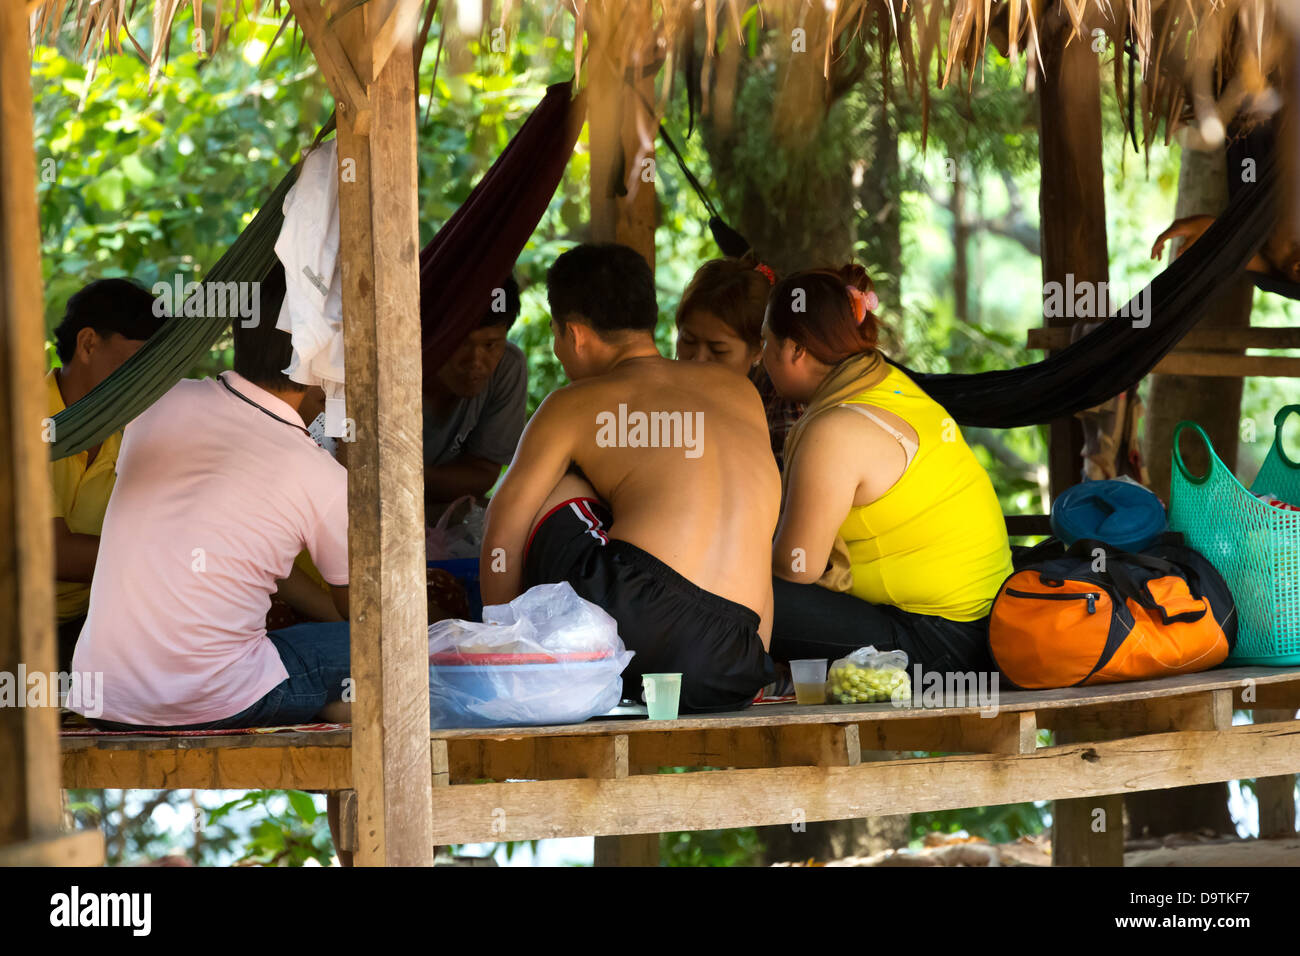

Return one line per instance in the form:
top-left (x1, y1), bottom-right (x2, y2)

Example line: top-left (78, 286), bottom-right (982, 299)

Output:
top-left (1065, 538), bottom-right (1208, 625)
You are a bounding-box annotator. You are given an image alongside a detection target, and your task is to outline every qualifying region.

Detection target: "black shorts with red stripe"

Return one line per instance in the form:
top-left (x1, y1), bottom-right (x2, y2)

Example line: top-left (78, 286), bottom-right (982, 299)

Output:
top-left (524, 497), bottom-right (775, 713)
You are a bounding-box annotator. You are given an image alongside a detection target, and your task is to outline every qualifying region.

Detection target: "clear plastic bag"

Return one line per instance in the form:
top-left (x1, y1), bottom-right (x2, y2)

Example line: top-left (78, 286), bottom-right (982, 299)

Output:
top-left (826, 646), bottom-right (911, 704)
top-left (428, 582), bottom-right (634, 728)
top-left (426, 495), bottom-right (487, 561)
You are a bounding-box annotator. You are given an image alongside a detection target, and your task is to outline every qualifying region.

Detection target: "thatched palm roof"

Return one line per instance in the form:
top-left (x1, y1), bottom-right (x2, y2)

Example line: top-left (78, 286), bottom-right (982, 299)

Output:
top-left (26, 1), bottom-right (1299, 149)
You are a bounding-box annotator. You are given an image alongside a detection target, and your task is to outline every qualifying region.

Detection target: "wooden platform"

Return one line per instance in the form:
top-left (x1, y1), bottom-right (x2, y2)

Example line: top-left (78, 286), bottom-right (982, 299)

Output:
top-left (61, 666), bottom-right (1300, 848)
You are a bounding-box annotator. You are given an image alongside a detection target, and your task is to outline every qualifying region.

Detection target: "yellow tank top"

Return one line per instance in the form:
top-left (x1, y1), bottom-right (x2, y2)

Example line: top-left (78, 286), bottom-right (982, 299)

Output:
top-left (836, 366), bottom-right (1013, 621)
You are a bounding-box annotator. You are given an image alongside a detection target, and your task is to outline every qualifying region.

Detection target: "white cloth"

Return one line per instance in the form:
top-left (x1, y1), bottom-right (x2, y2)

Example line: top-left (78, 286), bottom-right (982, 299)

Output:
top-left (275, 138), bottom-right (347, 437)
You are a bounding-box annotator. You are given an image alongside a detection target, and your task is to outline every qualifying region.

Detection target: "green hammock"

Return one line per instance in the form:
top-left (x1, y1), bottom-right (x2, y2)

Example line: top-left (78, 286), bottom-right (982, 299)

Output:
top-left (48, 166), bottom-right (300, 460)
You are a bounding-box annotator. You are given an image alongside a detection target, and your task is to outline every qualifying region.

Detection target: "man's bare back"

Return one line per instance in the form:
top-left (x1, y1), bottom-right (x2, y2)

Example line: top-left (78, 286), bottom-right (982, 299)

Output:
top-left (558, 355), bottom-right (780, 638)
top-left (481, 353), bottom-right (780, 642)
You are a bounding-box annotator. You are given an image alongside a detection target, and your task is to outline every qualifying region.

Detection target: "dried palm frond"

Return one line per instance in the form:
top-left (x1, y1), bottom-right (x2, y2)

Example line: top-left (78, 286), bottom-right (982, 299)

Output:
top-left (26, 0), bottom-right (1297, 152)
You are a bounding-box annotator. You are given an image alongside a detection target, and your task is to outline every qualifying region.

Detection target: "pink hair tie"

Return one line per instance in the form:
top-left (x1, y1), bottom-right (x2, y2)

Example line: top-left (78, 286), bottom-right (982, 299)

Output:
top-left (754, 262), bottom-right (776, 286)
top-left (846, 285), bottom-right (878, 325)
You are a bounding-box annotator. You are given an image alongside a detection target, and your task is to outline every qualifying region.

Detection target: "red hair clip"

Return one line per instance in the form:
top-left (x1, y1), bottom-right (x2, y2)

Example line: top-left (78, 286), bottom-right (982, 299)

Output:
top-left (753, 262), bottom-right (776, 286)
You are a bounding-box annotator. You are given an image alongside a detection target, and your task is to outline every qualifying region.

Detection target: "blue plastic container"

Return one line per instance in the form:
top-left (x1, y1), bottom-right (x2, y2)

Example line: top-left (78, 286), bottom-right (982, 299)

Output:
top-left (428, 651), bottom-right (624, 728)
top-left (428, 557), bottom-right (483, 621)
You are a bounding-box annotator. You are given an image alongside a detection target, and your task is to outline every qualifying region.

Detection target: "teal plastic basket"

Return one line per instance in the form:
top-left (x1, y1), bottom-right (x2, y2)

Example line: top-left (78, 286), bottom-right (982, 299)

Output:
top-left (1168, 406), bottom-right (1300, 665)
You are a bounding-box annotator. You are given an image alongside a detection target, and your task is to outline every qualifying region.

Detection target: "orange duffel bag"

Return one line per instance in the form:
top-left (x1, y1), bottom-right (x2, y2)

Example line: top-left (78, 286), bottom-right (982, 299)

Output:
top-left (988, 534), bottom-right (1237, 689)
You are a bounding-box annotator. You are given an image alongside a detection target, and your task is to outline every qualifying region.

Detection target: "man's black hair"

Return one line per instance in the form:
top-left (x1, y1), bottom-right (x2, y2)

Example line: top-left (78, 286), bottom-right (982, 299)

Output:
top-left (545, 243), bottom-right (657, 337)
top-left (480, 273), bottom-right (521, 329)
top-left (231, 263), bottom-right (306, 392)
top-left (53, 277), bottom-right (166, 363)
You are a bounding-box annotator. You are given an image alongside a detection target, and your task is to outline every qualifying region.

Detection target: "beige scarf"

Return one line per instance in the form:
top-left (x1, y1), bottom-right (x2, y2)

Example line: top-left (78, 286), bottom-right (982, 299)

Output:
top-left (779, 349), bottom-right (890, 591)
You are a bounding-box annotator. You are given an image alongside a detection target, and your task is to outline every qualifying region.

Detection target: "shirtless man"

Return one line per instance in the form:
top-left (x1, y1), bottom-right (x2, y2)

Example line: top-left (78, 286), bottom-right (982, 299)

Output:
top-left (481, 243), bottom-right (780, 712)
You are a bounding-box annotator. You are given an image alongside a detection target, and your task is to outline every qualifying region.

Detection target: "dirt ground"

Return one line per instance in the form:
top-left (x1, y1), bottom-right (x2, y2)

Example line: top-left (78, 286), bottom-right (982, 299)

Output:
top-left (775, 832), bottom-right (1300, 867)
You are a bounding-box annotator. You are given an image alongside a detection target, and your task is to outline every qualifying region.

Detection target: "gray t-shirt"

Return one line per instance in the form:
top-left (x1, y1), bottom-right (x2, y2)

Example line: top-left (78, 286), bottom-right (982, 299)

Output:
top-left (424, 342), bottom-right (527, 468)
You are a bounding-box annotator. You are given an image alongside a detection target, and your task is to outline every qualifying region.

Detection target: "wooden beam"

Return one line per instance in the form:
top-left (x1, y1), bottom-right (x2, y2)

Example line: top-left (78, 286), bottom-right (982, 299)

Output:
top-left (286, 0), bottom-right (372, 134)
top-left (625, 723), bottom-right (861, 774)
top-left (1037, 9), bottom-right (1109, 499)
top-left (860, 711), bottom-right (1037, 755)
top-left (1004, 514), bottom-right (1052, 537)
top-left (1148, 352), bottom-right (1300, 379)
top-left (1041, 689), bottom-right (1233, 739)
top-left (1236, 681), bottom-right (1300, 711)
top-left (0, 0), bottom-right (79, 859)
top-left (368, 0), bottom-right (422, 83)
top-left (425, 720), bottom-right (1300, 845)
top-left (63, 741), bottom-right (353, 790)
top-left (0, 829), bottom-right (105, 867)
top-left (330, 0), bottom-right (434, 867)
top-left (448, 734), bottom-right (629, 782)
top-left (1028, 326), bottom-right (1300, 352)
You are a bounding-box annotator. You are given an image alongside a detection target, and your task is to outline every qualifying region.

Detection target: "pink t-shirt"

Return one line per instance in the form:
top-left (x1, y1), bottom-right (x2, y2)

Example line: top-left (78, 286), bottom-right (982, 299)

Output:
top-left (72, 373), bottom-right (349, 725)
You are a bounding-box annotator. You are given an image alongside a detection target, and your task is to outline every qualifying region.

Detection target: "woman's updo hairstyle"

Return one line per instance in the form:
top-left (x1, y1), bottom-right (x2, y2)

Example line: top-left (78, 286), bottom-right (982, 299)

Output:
top-left (675, 251), bottom-right (776, 348)
top-left (766, 263), bottom-right (880, 366)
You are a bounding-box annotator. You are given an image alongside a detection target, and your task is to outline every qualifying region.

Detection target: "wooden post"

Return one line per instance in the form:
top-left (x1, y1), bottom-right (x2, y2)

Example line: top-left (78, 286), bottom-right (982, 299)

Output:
top-left (290, 0), bottom-right (434, 866)
top-left (0, 2), bottom-right (103, 866)
top-left (586, 0), bottom-right (657, 267)
top-left (1036, 10), bottom-right (1108, 499)
top-left (1050, 728), bottom-right (1126, 867)
top-left (1037, 8), bottom-right (1121, 868)
top-left (594, 833), bottom-right (660, 866)
top-left (1255, 709), bottom-right (1297, 839)
top-left (586, 0), bottom-right (660, 862)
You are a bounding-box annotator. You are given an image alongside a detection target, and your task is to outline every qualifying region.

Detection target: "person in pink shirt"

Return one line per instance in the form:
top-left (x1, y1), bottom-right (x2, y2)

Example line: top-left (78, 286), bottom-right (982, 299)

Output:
top-left (72, 267), bottom-right (352, 730)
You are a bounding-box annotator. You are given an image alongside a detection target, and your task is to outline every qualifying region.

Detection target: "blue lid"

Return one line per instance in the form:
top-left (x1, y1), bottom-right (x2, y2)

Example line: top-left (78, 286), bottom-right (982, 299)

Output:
top-left (1050, 479), bottom-right (1167, 552)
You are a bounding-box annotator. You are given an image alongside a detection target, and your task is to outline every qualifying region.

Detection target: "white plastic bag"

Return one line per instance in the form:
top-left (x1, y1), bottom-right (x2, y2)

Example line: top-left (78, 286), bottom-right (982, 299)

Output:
top-left (827, 645), bottom-right (911, 704)
top-left (426, 495), bottom-right (487, 560)
top-left (427, 582), bottom-right (634, 728)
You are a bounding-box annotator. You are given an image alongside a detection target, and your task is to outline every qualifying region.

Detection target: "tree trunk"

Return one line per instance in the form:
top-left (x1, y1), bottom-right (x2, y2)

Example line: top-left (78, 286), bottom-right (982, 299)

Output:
top-left (699, 38), bottom-right (864, 273)
top-left (856, 92), bottom-right (902, 310)
top-left (952, 164), bottom-right (970, 323)
top-left (1129, 133), bottom-right (1251, 841)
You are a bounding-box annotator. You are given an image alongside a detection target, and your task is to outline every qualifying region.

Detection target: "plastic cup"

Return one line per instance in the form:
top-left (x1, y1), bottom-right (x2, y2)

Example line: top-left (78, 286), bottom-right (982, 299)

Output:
top-left (642, 673), bottom-right (683, 720)
top-left (789, 659), bottom-right (828, 705)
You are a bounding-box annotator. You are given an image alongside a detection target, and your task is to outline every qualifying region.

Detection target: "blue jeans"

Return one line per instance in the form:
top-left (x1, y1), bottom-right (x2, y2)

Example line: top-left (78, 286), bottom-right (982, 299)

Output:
top-left (91, 622), bottom-right (352, 732)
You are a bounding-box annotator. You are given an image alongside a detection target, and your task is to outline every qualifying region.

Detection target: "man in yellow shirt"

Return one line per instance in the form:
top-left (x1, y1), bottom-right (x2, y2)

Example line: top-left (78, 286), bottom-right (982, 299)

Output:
top-left (49, 278), bottom-right (165, 670)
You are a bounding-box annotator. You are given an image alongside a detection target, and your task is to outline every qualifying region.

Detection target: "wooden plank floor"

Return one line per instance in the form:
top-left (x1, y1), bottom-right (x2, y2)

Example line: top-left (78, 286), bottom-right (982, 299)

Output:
top-left (62, 667), bottom-right (1300, 789)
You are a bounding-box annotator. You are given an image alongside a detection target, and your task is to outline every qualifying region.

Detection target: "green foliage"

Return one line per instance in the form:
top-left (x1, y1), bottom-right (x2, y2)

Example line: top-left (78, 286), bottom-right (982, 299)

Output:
top-left (910, 802), bottom-right (1048, 846)
top-left (205, 790), bottom-right (333, 866)
top-left (661, 828), bottom-right (765, 867)
top-left (32, 16), bottom-right (330, 366)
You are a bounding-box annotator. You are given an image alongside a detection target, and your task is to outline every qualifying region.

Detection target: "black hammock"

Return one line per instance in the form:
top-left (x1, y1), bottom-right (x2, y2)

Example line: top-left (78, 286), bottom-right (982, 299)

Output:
top-left (663, 124), bottom-right (1285, 430)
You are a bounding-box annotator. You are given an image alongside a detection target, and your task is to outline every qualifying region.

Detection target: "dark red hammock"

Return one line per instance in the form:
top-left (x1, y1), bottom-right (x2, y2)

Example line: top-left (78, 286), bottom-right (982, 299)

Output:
top-left (419, 81), bottom-right (586, 383)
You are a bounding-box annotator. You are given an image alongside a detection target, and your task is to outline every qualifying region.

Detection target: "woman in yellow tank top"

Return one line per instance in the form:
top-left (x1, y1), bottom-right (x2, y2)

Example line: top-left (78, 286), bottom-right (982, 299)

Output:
top-left (762, 264), bottom-right (1013, 675)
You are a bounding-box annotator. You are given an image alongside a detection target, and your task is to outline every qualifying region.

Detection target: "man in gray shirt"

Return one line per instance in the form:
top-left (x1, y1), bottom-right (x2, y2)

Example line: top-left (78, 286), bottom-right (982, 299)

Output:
top-left (424, 275), bottom-right (528, 516)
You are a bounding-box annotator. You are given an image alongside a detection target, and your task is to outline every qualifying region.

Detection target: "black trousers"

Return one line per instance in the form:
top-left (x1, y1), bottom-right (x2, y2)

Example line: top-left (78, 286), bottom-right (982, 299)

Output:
top-left (770, 577), bottom-right (993, 675)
